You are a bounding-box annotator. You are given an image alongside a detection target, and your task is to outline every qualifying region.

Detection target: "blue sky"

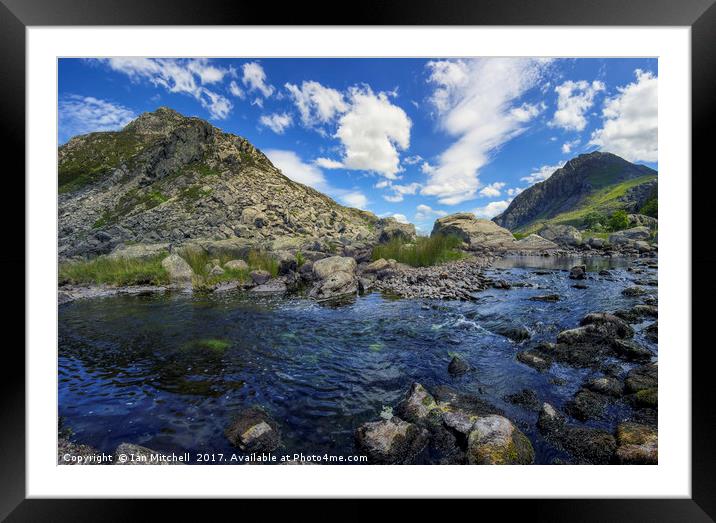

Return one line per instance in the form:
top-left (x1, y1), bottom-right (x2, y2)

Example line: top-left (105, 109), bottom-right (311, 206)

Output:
top-left (58, 58), bottom-right (658, 232)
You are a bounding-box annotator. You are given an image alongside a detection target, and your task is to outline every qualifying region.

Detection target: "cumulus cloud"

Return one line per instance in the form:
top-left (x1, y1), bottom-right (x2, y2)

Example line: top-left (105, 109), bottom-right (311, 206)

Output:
top-left (382, 182), bottom-right (421, 203)
top-left (265, 149), bottom-right (329, 192)
top-left (265, 149), bottom-right (368, 210)
top-left (562, 138), bottom-right (580, 154)
top-left (391, 213), bottom-right (410, 224)
top-left (285, 80), bottom-right (348, 128)
top-left (58, 95), bottom-right (136, 142)
top-left (100, 58), bottom-right (233, 119)
top-left (421, 58), bottom-right (549, 205)
top-left (314, 157), bottom-right (344, 169)
top-left (473, 200), bottom-right (511, 219)
top-left (551, 79), bottom-right (605, 131)
top-left (259, 112), bottom-right (293, 134)
top-left (414, 204), bottom-right (447, 222)
top-left (589, 69), bottom-right (658, 162)
top-left (511, 102), bottom-right (545, 122)
top-left (228, 80), bottom-right (245, 99)
top-left (242, 62), bottom-right (274, 98)
top-left (479, 182), bottom-right (506, 198)
top-left (520, 162), bottom-right (566, 185)
top-left (335, 87), bottom-right (412, 179)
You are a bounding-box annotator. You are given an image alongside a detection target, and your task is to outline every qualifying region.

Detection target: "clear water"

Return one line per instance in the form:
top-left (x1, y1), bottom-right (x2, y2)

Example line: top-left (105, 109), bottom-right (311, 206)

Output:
top-left (58, 256), bottom-right (657, 464)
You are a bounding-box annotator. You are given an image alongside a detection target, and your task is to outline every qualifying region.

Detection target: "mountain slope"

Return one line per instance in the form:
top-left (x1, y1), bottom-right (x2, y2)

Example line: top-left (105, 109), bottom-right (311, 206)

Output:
top-left (493, 152), bottom-right (657, 233)
top-left (58, 107), bottom-right (381, 259)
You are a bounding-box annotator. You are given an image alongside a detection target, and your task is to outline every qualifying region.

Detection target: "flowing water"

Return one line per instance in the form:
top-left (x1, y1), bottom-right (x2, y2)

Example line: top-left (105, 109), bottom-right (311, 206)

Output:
top-left (58, 256), bottom-right (657, 464)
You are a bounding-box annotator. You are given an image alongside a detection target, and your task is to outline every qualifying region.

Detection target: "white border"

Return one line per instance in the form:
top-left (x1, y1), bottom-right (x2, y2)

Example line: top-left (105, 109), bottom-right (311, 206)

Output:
top-left (28, 27), bottom-right (691, 498)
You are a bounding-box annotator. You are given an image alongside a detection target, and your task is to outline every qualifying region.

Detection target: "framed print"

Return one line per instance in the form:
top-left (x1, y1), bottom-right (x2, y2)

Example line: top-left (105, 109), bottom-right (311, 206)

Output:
top-left (3, 0), bottom-right (715, 519)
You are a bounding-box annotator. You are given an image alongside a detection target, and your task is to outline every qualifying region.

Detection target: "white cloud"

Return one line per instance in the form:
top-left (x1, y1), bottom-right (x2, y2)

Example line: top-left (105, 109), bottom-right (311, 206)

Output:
top-left (589, 69), bottom-right (658, 162)
top-left (264, 149), bottom-right (368, 210)
top-left (242, 62), bottom-right (274, 98)
top-left (520, 161), bottom-right (566, 185)
top-left (382, 182), bottom-right (421, 203)
top-left (259, 112), bottom-right (293, 134)
top-left (391, 213), bottom-right (410, 224)
top-left (511, 102), bottom-right (545, 122)
top-left (404, 155), bottom-right (423, 165)
top-left (335, 87), bottom-right (412, 179)
top-left (285, 81), bottom-right (348, 127)
top-left (251, 98), bottom-right (264, 108)
top-left (314, 157), bottom-right (344, 169)
top-left (374, 180), bottom-right (390, 189)
top-left (414, 204), bottom-right (447, 222)
top-left (340, 191), bottom-right (368, 209)
top-left (59, 95), bottom-right (136, 141)
top-left (228, 80), bottom-right (245, 99)
top-left (551, 79), bottom-right (605, 131)
top-left (473, 200), bottom-right (511, 219)
top-left (479, 182), bottom-right (506, 198)
top-left (101, 58), bottom-right (233, 119)
top-left (421, 58), bottom-right (550, 205)
top-left (420, 162), bottom-right (435, 174)
top-left (561, 139), bottom-right (580, 154)
top-left (265, 149), bottom-right (329, 192)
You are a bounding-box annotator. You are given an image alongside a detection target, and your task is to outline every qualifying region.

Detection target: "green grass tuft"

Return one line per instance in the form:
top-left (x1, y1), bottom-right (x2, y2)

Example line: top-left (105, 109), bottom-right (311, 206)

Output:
top-left (58, 253), bottom-right (170, 286)
top-left (372, 234), bottom-right (464, 267)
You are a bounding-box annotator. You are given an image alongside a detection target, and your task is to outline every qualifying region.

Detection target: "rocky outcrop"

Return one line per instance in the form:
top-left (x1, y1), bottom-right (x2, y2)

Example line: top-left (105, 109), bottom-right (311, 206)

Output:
top-left (539, 224), bottom-right (582, 247)
top-left (467, 415), bottom-right (535, 464)
top-left (377, 217), bottom-right (417, 243)
top-left (58, 107), bottom-right (381, 260)
top-left (493, 151), bottom-right (657, 231)
top-left (609, 226), bottom-right (652, 250)
top-left (354, 417), bottom-right (429, 464)
top-left (431, 213), bottom-right (515, 251)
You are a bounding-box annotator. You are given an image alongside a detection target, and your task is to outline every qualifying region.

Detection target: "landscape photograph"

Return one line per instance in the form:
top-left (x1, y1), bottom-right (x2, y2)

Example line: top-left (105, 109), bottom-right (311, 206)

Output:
top-left (57, 57), bottom-right (658, 466)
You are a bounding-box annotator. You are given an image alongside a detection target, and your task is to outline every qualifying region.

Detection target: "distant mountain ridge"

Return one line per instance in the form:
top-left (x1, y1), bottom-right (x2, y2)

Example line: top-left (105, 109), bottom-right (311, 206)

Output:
top-left (493, 152), bottom-right (657, 233)
top-left (58, 107), bottom-right (386, 259)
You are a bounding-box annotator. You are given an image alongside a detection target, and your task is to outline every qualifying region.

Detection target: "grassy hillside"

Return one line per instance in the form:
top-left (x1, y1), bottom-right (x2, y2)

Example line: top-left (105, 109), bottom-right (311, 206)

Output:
top-left (515, 174), bottom-right (657, 235)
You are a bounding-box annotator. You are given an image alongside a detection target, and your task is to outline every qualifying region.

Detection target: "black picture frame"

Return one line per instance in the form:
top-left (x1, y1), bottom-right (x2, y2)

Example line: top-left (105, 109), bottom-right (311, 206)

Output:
top-left (2, 0), bottom-right (714, 519)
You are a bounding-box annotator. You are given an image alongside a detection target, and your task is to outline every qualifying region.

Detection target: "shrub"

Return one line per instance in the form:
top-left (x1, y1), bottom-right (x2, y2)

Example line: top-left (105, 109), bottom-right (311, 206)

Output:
top-left (371, 234), bottom-right (464, 267)
top-left (58, 253), bottom-right (170, 286)
top-left (607, 210), bottom-right (629, 232)
top-left (582, 211), bottom-right (607, 230)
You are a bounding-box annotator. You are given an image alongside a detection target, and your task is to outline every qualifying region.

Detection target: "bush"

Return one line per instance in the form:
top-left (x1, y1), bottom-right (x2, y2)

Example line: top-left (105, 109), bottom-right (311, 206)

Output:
top-left (640, 196), bottom-right (658, 218)
top-left (371, 234), bottom-right (464, 267)
top-left (582, 211), bottom-right (607, 230)
top-left (607, 210), bottom-right (629, 232)
top-left (58, 253), bottom-right (170, 286)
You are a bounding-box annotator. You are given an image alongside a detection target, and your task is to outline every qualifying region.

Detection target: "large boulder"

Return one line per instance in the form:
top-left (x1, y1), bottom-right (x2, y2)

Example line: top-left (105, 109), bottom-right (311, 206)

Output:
top-left (377, 217), bottom-right (417, 243)
top-left (225, 407), bottom-right (281, 453)
top-left (513, 234), bottom-right (559, 251)
top-left (609, 226), bottom-right (651, 246)
top-left (627, 214), bottom-right (658, 229)
top-left (431, 213), bottom-right (515, 251)
top-left (161, 253), bottom-right (194, 285)
top-left (354, 417), bottom-right (429, 464)
top-left (310, 256), bottom-right (358, 300)
top-left (538, 224), bottom-right (582, 247)
top-left (466, 415), bottom-right (535, 464)
top-left (108, 242), bottom-right (170, 260)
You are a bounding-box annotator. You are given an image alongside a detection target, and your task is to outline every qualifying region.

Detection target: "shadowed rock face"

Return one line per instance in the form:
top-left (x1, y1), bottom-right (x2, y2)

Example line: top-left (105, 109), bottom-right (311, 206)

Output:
top-left (58, 107), bottom-right (382, 259)
top-left (493, 151), bottom-right (657, 231)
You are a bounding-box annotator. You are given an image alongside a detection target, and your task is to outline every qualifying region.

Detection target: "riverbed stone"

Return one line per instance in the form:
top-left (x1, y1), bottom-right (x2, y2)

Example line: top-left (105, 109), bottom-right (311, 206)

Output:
top-left (225, 407), bottom-right (281, 453)
top-left (354, 417), bottom-right (429, 464)
top-left (615, 422), bottom-right (658, 464)
top-left (466, 415), bottom-right (535, 465)
top-left (566, 389), bottom-right (608, 421)
top-left (569, 265), bottom-right (587, 279)
top-left (516, 350), bottom-right (552, 371)
top-left (585, 375), bottom-right (624, 397)
top-left (395, 383), bottom-right (440, 424)
top-left (529, 294), bottom-right (561, 302)
top-left (448, 355), bottom-right (470, 376)
top-left (250, 270), bottom-right (271, 285)
top-left (625, 362), bottom-right (658, 393)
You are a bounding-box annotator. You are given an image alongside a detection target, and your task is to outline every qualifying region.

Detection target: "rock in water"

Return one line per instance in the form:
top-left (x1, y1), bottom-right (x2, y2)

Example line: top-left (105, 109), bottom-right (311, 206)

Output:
top-left (310, 256), bottom-right (358, 300)
top-left (161, 253), bottom-right (193, 285)
top-left (615, 422), bottom-right (658, 464)
top-left (225, 407), bottom-right (281, 453)
top-left (448, 355), bottom-right (470, 376)
top-left (395, 383), bottom-right (440, 424)
top-left (466, 415), bottom-right (535, 465)
top-left (538, 224), bottom-right (583, 247)
top-left (569, 265), bottom-right (587, 279)
top-left (354, 417), bottom-right (429, 464)
top-left (431, 213), bottom-right (515, 251)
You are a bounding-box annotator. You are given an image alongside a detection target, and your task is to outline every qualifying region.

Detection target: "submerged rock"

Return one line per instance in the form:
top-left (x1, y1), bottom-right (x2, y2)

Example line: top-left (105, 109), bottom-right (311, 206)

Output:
top-left (354, 417), bottom-right (429, 464)
top-left (448, 355), bottom-right (470, 376)
top-left (615, 422), bottom-right (658, 464)
top-left (225, 407), bottom-right (281, 453)
top-left (584, 375), bottom-right (624, 397)
top-left (622, 286), bottom-right (647, 297)
top-left (505, 388), bottom-right (541, 411)
top-left (566, 389), bottom-right (608, 421)
top-left (494, 324), bottom-right (531, 342)
top-left (569, 265), bottom-right (587, 279)
top-left (516, 350), bottom-right (552, 371)
top-left (529, 294), bottom-right (561, 302)
top-left (467, 415), bottom-right (535, 465)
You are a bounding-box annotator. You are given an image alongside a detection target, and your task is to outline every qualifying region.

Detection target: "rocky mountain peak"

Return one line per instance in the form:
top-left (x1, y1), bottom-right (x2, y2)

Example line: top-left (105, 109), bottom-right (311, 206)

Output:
top-left (123, 106), bottom-right (193, 137)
